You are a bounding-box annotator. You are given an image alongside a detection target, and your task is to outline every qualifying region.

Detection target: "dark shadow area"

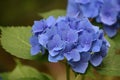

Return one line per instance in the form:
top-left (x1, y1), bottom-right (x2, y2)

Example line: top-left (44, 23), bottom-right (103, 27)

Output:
top-left (0, 0), bottom-right (67, 26)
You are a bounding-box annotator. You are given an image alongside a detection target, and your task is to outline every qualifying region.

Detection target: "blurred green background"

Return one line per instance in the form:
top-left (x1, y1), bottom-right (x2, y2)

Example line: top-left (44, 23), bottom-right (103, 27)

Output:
top-left (0, 0), bottom-right (67, 26)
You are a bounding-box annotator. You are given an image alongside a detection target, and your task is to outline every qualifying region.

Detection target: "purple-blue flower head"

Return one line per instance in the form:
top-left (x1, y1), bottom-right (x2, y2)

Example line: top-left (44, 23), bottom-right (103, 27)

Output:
top-left (67, 0), bottom-right (103, 18)
top-left (67, 0), bottom-right (120, 37)
top-left (99, 0), bottom-right (118, 25)
top-left (67, 0), bottom-right (119, 25)
top-left (30, 16), bottom-right (110, 73)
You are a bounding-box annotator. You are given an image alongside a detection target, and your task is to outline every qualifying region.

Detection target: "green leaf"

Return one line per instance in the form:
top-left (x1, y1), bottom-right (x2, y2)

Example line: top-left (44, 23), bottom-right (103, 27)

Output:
top-left (39, 9), bottom-right (66, 18)
top-left (0, 64), bottom-right (53, 80)
top-left (97, 36), bottom-right (120, 76)
top-left (0, 27), bottom-right (34, 59)
top-left (74, 75), bottom-right (81, 80)
top-left (0, 73), bottom-right (9, 80)
top-left (85, 66), bottom-right (96, 79)
top-left (0, 26), bottom-right (48, 61)
top-left (112, 32), bottom-right (120, 50)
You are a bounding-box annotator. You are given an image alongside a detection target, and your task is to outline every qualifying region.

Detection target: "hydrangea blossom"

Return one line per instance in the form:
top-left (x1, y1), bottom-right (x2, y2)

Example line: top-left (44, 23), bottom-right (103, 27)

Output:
top-left (67, 0), bottom-right (120, 37)
top-left (30, 16), bottom-right (110, 73)
top-left (67, 0), bottom-right (103, 18)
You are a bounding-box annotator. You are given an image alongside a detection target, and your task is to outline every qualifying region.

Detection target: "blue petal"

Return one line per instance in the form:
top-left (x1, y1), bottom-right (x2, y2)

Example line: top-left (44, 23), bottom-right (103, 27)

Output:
top-left (57, 22), bottom-right (78, 43)
top-left (116, 0), bottom-right (120, 11)
top-left (31, 45), bottom-right (41, 55)
top-left (76, 45), bottom-right (84, 52)
top-left (96, 16), bottom-right (102, 23)
top-left (75, 0), bottom-right (90, 4)
top-left (56, 16), bottom-right (66, 22)
top-left (77, 44), bottom-right (91, 52)
top-left (48, 55), bottom-right (58, 62)
top-left (30, 35), bottom-right (39, 46)
top-left (49, 50), bottom-right (59, 57)
top-left (78, 31), bottom-right (93, 52)
top-left (41, 46), bottom-right (45, 54)
top-left (103, 25), bottom-right (117, 37)
top-left (77, 18), bottom-right (94, 32)
top-left (64, 49), bottom-right (80, 61)
top-left (92, 26), bottom-right (99, 33)
top-left (92, 40), bottom-right (102, 52)
top-left (80, 52), bottom-right (90, 62)
top-left (100, 1), bottom-right (118, 25)
top-left (45, 26), bottom-right (57, 39)
top-left (112, 0), bottom-right (120, 11)
top-left (66, 29), bottom-right (78, 43)
top-left (100, 44), bottom-right (109, 57)
top-left (67, 0), bottom-right (80, 17)
top-left (46, 16), bottom-right (56, 27)
top-left (98, 30), bottom-right (104, 40)
top-left (57, 21), bottom-right (70, 32)
top-left (90, 53), bottom-right (103, 66)
top-left (97, 0), bottom-right (104, 3)
top-left (103, 38), bottom-right (110, 47)
top-left (47, 34), bottom-right (65, 56)
top-left (78, 18), bottom-right (92, 28)
top-left (57, 21), bottom-right (70, 39)
top-left (48, 54), bottom-right (64, 62)
top-left (32, 20), bottom-right (47, 34)
top-left (38, 34), bottom-right (49, 48)
top-left (30, 35), bottom-right (43, 55)
top-left (69, 61), bottom-right (88, 73)
top-left (47, 34), bottom-right (64, 51)
top-left (64, 42), bottom-right (75, 52)
top-left (80, 0), bottom-right (102, 18)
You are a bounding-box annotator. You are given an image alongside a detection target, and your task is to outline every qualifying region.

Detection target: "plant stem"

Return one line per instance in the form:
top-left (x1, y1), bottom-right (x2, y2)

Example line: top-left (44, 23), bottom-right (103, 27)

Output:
top-left (66, 62), bottom-right (70, 80)
top-left (81, 75), bottom-right (85, 80)
top-left (74, 72), bottom-right (77, 78)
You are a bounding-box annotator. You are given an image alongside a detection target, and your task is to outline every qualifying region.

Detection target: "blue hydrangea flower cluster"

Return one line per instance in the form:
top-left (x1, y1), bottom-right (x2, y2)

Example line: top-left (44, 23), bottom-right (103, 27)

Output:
top-left (67, 0), bottom-right (120, 37)
top-left (30, 16), bottom-right (110, 73)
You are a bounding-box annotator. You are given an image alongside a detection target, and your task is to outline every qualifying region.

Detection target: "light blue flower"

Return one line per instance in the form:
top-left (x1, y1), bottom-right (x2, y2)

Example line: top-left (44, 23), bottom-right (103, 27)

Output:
top-left (79, 0), bottom-right (103, 18)
top-left (30, 16), bottom-right (110, 73)
top-left (67, 0), bottom-right (120, 37)
top-left (67, 0), bottom-right (103, 18)
top-left (67, 0), bottom-right (80, 17)
top-left (99, 0), bottom-right (118, 25)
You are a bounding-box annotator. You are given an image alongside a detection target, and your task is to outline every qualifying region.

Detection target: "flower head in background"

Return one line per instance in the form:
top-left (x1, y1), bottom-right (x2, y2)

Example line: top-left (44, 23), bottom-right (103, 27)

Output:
top-left (67, 0), bottom-right (103, 18)
top-left (67, 0), bottom-right (120, 37)
top-left (30, 16), bottom-right (110, 73)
